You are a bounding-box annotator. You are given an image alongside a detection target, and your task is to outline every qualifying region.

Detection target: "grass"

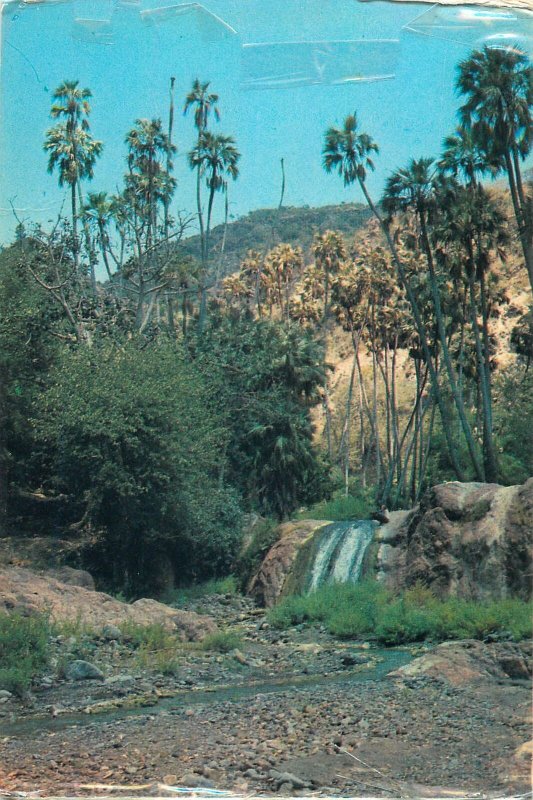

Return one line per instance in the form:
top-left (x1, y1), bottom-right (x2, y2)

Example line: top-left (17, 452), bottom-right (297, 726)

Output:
top-left (199, 629), bottom-right (242, 653)
top-left (0, 612), bottom-right (51, 695)
top-left (296, 487), bottom-right (374, 522)
top-left (165, 576), bottom-right (239, 606)
top-left (267, 581), bottom-right (532, 645)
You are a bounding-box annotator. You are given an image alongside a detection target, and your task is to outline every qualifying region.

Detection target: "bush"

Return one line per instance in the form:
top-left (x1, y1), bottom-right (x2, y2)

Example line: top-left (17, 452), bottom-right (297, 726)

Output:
top-left (267, 581), bottom-right (532, 645)
top-left (296, 484), bottom-right (374, 522)
top-left (200, 629), bottom-right (242, 653)
top-left (0, 612), bottom-right (50, 695)
top-left (168, 576), bottom-right (239, 605)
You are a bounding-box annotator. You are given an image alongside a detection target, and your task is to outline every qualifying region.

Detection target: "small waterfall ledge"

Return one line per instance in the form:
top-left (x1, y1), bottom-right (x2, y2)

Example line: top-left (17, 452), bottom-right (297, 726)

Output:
top-left (308, 520), bottom-right (377, 592)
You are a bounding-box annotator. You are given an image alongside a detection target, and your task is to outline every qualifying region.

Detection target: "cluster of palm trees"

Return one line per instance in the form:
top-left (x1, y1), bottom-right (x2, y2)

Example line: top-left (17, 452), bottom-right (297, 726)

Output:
top-left (321, 45), bottom-right (531, 490)
top-left (42, 77), bottom-right (241, 337)
top-left (37, 45), bottom-right (531, 499)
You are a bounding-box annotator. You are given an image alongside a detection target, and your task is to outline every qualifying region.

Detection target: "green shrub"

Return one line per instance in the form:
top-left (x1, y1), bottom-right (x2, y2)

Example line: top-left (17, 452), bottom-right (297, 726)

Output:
top-left (0, 612), bottom-right (50, 695)
top-left (168, 576), bottom-right (239, 606)
top-left (200, 629), bottom-right (242, 653)
top-left (121, 622), bottom-right (177, 651)
top-left (296, 485), bottom-right (374, 522)
top-left (267, 581), bottom-right (532, 645)
top-left (235, 518), bottom-right (280, 591)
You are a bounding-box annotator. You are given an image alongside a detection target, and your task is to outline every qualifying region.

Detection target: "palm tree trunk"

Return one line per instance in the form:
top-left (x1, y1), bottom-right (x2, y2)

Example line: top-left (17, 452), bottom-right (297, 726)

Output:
top-left (505, 150), bottom-right (533, 293)
top-left (357, 177), bottom-right (466, 480)
top-left (466, 259), bottom-right (498, 481)
top-left (419, 213), bottom-right (484, 480)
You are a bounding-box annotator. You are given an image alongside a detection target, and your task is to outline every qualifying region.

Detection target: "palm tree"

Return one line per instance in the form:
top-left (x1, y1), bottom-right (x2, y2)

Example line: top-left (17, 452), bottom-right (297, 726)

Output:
top-left (436, 185), bottom-right (508, 480)
top-left (322, 115), bottom-right (467, 479)
top-left (125, 118), bottom-right (175, 250)
top-left (382, 159), bottom-right (484, 480)
top-left (183, 80), bottom-right (220, 267)
top-left (439, 125), bottom-right (493, 188)
top-left (188, 131), bottom-right (240, 329)
top-left (43, 80), bottom-right (103, 267)
top-left (82, 191), bottom-right (115, 281)
top-left (323, 113), bottom-right (379, 213)
top-left (456, 46), bottom-right (533, 292)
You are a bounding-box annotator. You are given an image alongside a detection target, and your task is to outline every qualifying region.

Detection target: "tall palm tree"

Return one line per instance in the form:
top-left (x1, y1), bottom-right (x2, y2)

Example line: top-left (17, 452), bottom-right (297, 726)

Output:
top-left (82, 191), bottom-right (115, 281)
top-left (188, 131), bottom-right (240, 329)
top-left (382, 159), bottom-right (484, 480)
top-left (456, 46), bottom-right (533, 292)
top-left (44, 81), bottom-right (103, 267)
top-left (322, 115), bottom-right (467, 479)
top-left (125, 118), bottom-right (175, 250)
top-left (436, 185), bottom-right (508, 481)
top-left (183, 79), bottom-right (220, 267)
top-left (439, 124), bottom-right (493, 188)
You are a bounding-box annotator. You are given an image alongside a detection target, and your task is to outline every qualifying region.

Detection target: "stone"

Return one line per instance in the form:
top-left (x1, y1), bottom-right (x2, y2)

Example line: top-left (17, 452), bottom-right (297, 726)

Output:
top-left (180, 773), bottom-right (215, 788)
top-left (63, 660), bottom-right (104, 681)
top-left (389, 640), bottom-right (532, 686)
top-left (101, 624), bottom-right (122, 641)
top-left (0, 689), bottom-right (13, 698)
top-left (232, 649), bottom-right (248, 665)
top-left (106, 674), bottom-right (135, 686)
top-left (44, 566), bottom-right (95, 591)
top-left (0, 566), bottom-right (217, 641)
top-left (248, 520), bottom-right (330, 607)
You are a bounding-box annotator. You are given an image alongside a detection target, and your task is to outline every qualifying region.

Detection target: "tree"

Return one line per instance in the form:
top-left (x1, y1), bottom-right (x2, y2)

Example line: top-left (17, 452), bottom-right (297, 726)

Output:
top-left (188, 131), bottom-right (240, 329)
top-left (43, 81), bottom-right (103, 270)
top-left (382, 159), bottom-right (484, 480)
top-left (82, 192), bottom-right (115, 281)
top-left (322, 115), bottom-right (467, 480)
top-left (456, 46), bottom-right (533, 292)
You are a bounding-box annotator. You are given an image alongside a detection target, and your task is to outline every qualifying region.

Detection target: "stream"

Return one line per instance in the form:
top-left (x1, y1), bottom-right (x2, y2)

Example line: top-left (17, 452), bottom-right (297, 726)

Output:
top-left (2, 647), bottom-right (412, 740)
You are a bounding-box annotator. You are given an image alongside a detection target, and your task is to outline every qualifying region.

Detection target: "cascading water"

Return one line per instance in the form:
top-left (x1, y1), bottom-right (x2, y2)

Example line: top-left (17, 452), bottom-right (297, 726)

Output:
top-left (308, 520), bottom-right (377, 592)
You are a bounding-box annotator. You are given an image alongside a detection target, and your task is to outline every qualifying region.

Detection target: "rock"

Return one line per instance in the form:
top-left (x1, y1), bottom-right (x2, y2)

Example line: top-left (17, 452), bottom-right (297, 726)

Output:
top-left (249, 520), bottom-right (330, 607)
top-left (379, 479), bottom-right (533, 600)
top-left (44, 566), bottom-right (95, 591)
top-left (101, 624), bottom-right (122, 641)
top-left (0, 566), bottom-right (217, 641)
top-left (0, 689), bottom-right (13, 698)
top-left (106, 674), bottom-right (135, 686)
top-left (180, 773), bottom-right (215, 788)
top-left (232, 649), bottom-right (248, 665)
top-left (162, 774), bottom-right (178, 785)
top-left (63, 660), bottom-right (104, 681)
top-left (269, 769), bottom-right (312, 790)
top-left (389, 641), bottom-right (532, 686)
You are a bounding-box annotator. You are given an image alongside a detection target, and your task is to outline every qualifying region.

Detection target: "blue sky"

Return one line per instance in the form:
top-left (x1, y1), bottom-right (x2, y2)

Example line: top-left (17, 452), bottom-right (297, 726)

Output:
top-left (1, 0), bottom-right (532, 244)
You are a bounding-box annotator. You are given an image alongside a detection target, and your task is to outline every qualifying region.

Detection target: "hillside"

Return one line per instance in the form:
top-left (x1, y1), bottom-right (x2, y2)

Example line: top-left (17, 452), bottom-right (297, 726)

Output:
top-left (178, 202), bottom-right (372, 275)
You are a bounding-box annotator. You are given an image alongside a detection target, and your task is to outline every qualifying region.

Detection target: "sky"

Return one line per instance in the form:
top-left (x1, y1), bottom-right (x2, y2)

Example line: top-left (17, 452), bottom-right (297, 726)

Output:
top-left (1, 0), bottom-right (532, 244)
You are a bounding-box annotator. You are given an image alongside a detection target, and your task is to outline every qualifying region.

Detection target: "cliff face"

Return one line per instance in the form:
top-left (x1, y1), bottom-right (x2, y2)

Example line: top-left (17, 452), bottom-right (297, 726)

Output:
top-left (376, 478), bottom-right (533, 600)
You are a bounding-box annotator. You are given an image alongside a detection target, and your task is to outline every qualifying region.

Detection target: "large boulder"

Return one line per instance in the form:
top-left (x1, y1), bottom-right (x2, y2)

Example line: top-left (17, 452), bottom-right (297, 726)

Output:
top-left (377, 479), bottom-right (533, 600)
top-left (0, 567), bottom-right (217, 641)
top-left (389, 640), bottom-right (532, 686)
top-left (248, 520), bottom-right (329, 607)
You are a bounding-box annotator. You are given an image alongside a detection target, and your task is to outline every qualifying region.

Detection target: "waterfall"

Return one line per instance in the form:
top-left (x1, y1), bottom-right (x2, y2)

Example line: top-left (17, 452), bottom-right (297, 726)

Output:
top-left (308, 520), bottom-right (376, 592)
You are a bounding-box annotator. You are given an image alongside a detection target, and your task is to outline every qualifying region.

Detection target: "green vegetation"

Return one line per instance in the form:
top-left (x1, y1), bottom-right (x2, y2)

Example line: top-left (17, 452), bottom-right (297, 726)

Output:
top-left (235, 518), bottom-right (280, 590)
top-left (168, 576), bottom-right (239, 605)
top-left (268, 582), bottom-right (532, 644)
top-left (179, 203), bottom-right (371, 275)
top-left (0, 612), bottom-right (50, 695)
top-left (199, 629), bottom-right (242, 653)
top-left (296, 483), bottom-right (373, 521)
top-left (1, 48), bottom-right (531, 597)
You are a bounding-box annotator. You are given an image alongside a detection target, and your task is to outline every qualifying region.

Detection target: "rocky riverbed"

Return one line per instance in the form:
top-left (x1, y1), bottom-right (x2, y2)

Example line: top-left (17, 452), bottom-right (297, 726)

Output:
top-left (0, 593), bottom-right (531, 797)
